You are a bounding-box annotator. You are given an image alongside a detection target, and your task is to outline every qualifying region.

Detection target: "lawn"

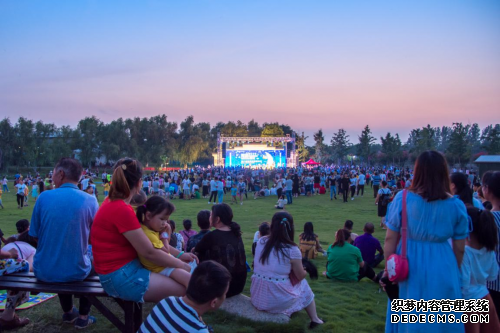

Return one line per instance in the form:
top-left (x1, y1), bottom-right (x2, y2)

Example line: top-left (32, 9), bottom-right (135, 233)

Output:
top-left (0, 187), bottom-right (388, 333)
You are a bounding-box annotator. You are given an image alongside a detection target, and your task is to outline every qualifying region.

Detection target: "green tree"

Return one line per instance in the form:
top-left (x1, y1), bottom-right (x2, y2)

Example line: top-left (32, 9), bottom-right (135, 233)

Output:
top-left (331, 128), bottom-right (351, 164)
top-left (357, 125), bottom-right (376, 165)
top-left (407, 125), bottom-right (438, 159)
top-left (380, 132), bottom-right (402, 165)
top-left (313, 129), bottom-right (325, 162)
top-left (177, 116), bottom-right (209, 166)
top-left (295, 132), bottom-right (309, 163)
top-left (481, 124), bottom-right (500, 154)
top-left (75, 116), bottom-right (103, 167)
top-left (221, 121), bottom-right (248, 137)
top-left (247, 120), bottom-right (262, 137)
top-left (0, 118), bottom-right (16, 169)
top-left (14, 117), bottom-right (36, 167)
top-left (446, 122), bottom-right (470, 166)
top-left (467, 123), bottom-right (481, 156)
top-left (261, 123), bottom-right (284, 137)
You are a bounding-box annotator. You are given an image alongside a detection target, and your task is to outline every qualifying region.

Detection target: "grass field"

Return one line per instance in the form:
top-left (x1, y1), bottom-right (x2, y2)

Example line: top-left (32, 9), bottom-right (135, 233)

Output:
top-left (0, 187), bottom-right (388, 333)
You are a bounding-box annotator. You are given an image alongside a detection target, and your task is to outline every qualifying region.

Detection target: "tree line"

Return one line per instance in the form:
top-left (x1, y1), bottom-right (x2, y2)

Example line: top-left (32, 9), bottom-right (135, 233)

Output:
top-left (0, 115), bottom-right (498, 170)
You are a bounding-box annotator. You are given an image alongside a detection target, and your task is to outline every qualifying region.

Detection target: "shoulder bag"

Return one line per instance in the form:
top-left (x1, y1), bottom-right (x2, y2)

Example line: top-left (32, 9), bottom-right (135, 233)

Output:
top-left (385, 190), bottom-right (409, 282)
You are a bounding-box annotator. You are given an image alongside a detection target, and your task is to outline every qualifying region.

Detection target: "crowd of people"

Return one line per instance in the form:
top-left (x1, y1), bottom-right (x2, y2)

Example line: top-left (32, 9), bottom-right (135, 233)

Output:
top-left (0, 152), bottom-right (498, 333)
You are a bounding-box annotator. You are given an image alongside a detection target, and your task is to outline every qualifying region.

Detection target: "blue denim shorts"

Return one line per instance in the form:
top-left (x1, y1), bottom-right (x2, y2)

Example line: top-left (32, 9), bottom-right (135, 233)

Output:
top-left (98, 259), bottom-right (150, 302)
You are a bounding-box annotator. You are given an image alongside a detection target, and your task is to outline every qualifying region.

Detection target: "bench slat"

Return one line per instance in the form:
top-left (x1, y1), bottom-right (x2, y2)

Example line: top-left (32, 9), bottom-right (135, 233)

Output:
top-left (0, 275), bottom-right (103, 288)
top-left (0, 281), bottom-right (107, 295)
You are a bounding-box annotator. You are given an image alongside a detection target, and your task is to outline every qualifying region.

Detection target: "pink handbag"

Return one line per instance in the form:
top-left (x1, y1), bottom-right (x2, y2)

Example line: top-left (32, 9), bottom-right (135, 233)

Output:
top-left (385, 190), bottom-right (409, 282)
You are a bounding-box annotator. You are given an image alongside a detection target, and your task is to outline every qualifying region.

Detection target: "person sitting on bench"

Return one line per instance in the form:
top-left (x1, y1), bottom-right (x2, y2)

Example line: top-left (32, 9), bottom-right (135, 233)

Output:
top-left (29, 158), bottom-right (99, 329)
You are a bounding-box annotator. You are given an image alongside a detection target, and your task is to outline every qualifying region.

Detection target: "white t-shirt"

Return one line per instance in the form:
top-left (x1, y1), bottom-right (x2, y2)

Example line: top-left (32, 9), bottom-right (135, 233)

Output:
top-left (192, 184), bottom-right (199, 191)
top-left (2, 241), bottom-right (36, 260)
top-left (16, 184), bottom-right (26, 195)
top-left (461, 246), bottom-right (499, 299)
top-left (182, 179), bottom-right (191, 190)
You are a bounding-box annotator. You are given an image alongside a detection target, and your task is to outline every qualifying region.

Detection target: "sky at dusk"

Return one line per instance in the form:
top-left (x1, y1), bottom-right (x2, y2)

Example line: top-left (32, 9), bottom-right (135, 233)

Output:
top-left (1, 0), bottom-right (499, 144)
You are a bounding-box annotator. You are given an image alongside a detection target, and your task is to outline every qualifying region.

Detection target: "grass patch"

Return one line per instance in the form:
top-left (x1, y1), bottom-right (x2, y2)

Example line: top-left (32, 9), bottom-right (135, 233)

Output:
top-left (0, 189), bottom-right (388, 332)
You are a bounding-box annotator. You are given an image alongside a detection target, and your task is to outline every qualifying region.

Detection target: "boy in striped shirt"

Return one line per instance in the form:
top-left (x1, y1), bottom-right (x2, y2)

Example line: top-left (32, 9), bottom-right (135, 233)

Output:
top-left (139, 261), bottom-right (231, 333)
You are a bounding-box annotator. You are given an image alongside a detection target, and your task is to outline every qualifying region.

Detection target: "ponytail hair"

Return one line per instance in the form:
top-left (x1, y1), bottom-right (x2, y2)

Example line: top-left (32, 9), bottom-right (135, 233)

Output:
top-left (467, 207), bottom-right (498, 252)
top-left (136, 196), bottom-right (175, 224)
top-left (109, 158), bottom-right (143, 201)
top-left (259, 212), bottom-right (295, 265)
top-left (333, 229), bottom-right (350, 248)
top-left (212, 203), bottom-right (241, 237)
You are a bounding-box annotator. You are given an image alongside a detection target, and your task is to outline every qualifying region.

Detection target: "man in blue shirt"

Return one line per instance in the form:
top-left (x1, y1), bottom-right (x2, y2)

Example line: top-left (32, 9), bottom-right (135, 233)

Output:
top-left (353, 223), bottom-right (384, 268)
top-left (29, 158), bottom-right (99, 329)
top-left (371, 172), bottom-right (381, 198)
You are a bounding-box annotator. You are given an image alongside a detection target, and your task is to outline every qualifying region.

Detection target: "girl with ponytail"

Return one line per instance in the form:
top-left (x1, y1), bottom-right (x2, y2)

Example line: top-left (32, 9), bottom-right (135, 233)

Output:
top-left (250, 212), bottom-right (324, 328)
top-left (91, 158), bottom-right (198, 303)
top-left (194, 203), bottom-right (247, 298)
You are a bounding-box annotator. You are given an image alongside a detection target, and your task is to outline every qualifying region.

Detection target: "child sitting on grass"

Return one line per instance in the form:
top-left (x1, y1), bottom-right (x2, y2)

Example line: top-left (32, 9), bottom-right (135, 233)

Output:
top-left (136, 196), bottom-right (191, 289)
top-left (275, 194), bottom-right (287, 210)
top-left (460, 207), bottom-right (500, 333)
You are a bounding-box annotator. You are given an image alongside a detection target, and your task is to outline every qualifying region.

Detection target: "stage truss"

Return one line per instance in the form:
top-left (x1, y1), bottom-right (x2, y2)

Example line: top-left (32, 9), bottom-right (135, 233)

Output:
top-left (215, 133), bottom-right (297, 168)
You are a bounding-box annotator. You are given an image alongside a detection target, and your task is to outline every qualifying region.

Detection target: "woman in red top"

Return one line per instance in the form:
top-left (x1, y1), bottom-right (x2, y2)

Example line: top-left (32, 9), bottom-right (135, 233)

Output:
top-left (91, 158), bottom-right (197, 303)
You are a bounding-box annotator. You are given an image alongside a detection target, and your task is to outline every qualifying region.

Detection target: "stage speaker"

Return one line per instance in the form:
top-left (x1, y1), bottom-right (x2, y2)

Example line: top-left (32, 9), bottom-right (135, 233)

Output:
top-left (222, 143), bottom-right (227, 156)
top-left (286, 142), bottom-right (293, 157)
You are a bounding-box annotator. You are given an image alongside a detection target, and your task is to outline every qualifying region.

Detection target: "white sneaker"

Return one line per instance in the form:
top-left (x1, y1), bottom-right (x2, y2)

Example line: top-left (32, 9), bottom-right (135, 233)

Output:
top-left (240, 202), bottom-right (243, 205)
top-left (208, 202), bottom-right (211, 204)
top-left (351, 198), bottom-right (354, 201)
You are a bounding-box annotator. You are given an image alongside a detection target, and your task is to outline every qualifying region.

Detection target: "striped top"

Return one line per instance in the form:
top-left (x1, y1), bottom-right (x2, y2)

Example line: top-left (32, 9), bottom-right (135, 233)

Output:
top-left (487, 211), bottom-right (500, 292)
top-left (138, 297), bottom-right (209, 333)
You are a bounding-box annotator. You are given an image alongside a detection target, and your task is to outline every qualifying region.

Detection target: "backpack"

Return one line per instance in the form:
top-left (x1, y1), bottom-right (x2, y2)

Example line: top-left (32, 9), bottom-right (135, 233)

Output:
top-left (380, 190), bottom-right (391, 207)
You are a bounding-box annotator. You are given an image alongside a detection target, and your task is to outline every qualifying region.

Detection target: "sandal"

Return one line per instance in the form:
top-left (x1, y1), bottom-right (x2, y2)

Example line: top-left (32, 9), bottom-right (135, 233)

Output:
top-left (309, 319), bottom-right (325, 329)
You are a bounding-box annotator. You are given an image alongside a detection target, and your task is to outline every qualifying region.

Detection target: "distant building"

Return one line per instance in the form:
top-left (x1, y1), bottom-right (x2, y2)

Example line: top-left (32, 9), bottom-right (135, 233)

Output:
top-left (474, 155), bottom-right (500, 178)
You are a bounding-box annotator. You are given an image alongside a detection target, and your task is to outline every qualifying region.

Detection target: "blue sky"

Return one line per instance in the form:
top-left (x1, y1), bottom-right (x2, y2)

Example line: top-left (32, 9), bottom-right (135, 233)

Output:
top-left (1, 0), bottom-right (499, 143)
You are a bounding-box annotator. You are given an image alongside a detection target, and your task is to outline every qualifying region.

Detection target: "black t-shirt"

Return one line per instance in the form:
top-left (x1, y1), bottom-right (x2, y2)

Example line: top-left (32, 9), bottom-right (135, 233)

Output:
top-left (328, 176), bottom-right (336, 186)
top-left (314, 175), bottom-right (320, 184)
top-left (194, 229), bottom-right (247, 298)
top-left (340, 178), bottom-right (350, 190)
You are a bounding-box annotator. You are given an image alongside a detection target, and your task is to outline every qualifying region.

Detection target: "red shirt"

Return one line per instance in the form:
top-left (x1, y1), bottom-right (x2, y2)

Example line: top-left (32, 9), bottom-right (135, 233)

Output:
top-left (91, 198), bottom-right (141, 275)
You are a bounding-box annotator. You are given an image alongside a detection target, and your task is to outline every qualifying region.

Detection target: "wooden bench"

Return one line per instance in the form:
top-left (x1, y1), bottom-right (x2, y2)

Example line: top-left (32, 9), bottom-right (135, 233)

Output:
top-left (0, 272), bottom-right (143, 333)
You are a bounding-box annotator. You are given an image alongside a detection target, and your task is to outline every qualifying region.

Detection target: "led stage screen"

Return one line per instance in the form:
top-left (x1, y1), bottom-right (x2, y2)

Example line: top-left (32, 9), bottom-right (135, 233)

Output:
top-left (225, 149), bottom-right (286, 168)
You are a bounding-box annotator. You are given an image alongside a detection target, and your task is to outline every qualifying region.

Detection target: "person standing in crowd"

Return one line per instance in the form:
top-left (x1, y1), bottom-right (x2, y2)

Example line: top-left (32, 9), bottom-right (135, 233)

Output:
top-left (2, 176), bottom-right (9, 193)
top-left (372, 172), bottom-right (381, 198)
top-left (328, 173), bottom-right (337, 200)
top-left (29, 158), bottom-right (99, 329)
top-left (208, 177), bottom-right (218, 204)
top-left (357, 171), bottom-right (366, 197)
top-left (15, 180), bottom-right (26, 209)
top-left (375, 181), bottom-right (392, 229)
top-left (285, 175), bottom-right (293, 205)
top-left (382, 151), bottom-right (468, 333)
top-left (339, 173), bottom-right (350, 203)
top-left (482, 171), bottom-right (500, 320)
top-left (349, 173), bottom-right (357, 200)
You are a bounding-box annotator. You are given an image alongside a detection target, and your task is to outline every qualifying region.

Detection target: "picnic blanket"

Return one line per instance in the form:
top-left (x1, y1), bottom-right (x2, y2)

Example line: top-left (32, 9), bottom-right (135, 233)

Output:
top-left (0, 291), bottom-right (56, 311)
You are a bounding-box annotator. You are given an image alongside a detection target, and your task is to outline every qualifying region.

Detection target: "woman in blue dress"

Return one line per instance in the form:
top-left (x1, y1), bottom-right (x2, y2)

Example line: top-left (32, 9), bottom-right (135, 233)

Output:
top-left (382, 151), bottom-right (469, 333)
